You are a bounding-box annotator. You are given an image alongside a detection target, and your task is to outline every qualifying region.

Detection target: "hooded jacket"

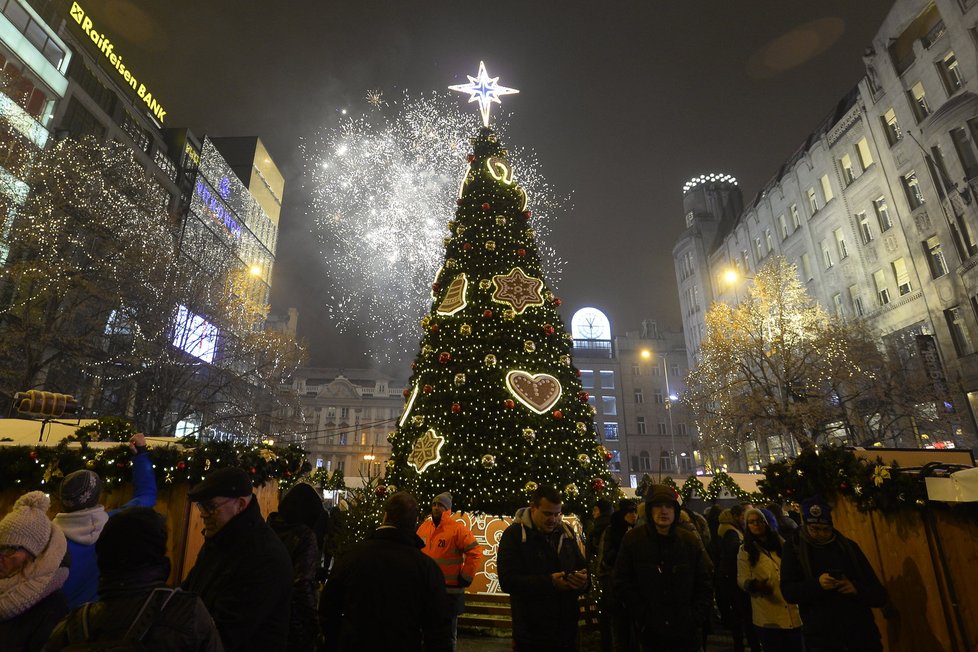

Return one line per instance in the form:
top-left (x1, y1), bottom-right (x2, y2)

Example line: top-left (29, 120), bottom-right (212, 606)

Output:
top-left (736, 508), bottom-right (801, 630)
top-left (319, 526), bottom-right (452, 652)
top-left (497, 507), bottom-right (587, 649)
top-left (182, 496), bottom-right (293, 652)
top-left (52, 450), bottom-right (157, 609)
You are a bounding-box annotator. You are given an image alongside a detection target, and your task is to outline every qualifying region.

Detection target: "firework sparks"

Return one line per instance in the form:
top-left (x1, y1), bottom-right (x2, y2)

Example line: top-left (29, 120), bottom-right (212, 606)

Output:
top-left (305, 90), bottom-right (567, 363)
top-left (365, 89), bottom-right (386, 108)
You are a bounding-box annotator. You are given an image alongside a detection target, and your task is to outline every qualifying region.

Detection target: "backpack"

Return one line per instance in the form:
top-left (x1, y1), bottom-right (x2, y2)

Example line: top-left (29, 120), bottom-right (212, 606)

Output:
top-left (62, 587), bottom-right (181, 651)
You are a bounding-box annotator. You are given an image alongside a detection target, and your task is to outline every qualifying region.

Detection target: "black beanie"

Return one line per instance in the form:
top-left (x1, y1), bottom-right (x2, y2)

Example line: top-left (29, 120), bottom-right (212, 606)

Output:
top-left (97, 507), bottom-right (168, 574)
top-left (279, 482), bottom-right (326, 530)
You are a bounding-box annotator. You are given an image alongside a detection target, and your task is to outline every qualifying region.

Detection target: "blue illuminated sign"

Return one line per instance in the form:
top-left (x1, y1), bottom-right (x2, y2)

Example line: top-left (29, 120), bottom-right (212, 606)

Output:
top-left (195, 179), bottom-right (241, 239)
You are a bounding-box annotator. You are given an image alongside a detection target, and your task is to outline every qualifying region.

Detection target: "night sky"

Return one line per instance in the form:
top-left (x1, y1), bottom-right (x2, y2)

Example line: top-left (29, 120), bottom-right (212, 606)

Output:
top-left (96, 1), bottom-right (893, 368)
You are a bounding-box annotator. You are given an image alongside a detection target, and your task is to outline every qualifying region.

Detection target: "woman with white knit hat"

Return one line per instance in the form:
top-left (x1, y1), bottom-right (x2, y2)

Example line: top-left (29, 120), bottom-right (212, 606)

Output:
top-left (0, 491), bottom-right (70, 651)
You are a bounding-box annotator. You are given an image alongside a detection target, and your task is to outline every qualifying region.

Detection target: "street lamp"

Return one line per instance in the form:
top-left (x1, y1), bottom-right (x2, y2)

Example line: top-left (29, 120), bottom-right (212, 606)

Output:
top-left (640, 348), bottom-right (679, 475)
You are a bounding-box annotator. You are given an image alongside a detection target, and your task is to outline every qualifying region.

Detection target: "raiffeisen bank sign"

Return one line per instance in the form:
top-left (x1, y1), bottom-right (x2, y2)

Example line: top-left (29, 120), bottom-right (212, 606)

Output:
top-left (68, 2), bottom-right (167, 123)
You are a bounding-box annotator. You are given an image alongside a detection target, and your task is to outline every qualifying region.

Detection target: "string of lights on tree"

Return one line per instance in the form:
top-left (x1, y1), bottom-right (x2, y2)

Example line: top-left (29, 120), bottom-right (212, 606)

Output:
top-left (305, 89), bottom-right (567, 363)
top-left (382, 63), bottom-right (618, 515)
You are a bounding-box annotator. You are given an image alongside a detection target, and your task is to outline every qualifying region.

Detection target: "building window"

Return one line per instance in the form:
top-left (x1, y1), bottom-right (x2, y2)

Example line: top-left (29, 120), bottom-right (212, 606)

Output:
top-left (670, 363), bottom-right (680, 377)
top-left (925, 236), bottom-right (949, 278)
top-left (856, 137), bottom-right (874, 170)
top-left (945, 306), bottom-right (974, 355)
top-left (764, 229), bottom-right (773, 254)
top-left (778, 214), bottom-right (788, 240)
top-left (580, 370), bottom-right (594, 389)
top-left (742, 249), bottom-right (750, 271)
top-left (807, 187), bottom-right (818, 214)
top-left (338, 433), bottom-right (348, 446)
top-left (909, 82), bottom-right (930, 122)
top-left (634, 388), bottom-right (644, 403)
top-left (602, 396), bottom-right (617, 416)
top-left (790, 204), bottom-right (801, 230)
top-left (608, 450), bottom-right (621, 472)
top-left (840, 154), bottom-right (855, 185)
top-left (938, 52), bottom-right (963, 94)
top-left (637, 416), bottom-right (647, 435)
top-left (873, 197), bottom-right (892, 232)
top-left (336, 459), bottom-right (345, 473)
top-left (660, 451), bottom-right (673, 472)
top-left (834, 228), bottom-right (848, 260)
top-left (599, 370), bottom-right (615, 389)
top-left (873, 269), bottom-right (890, 306)
top-left (949, 127), bottom-right (978, 180)
top-left (604, 422), bottom-right (619, 441)
top-left (892, 257), bottom-right (912, 295)
top-left (833, 293), bottom-right (844, 316)
top-left (657, 422), bottom-right (668, 435)
top-left (820, 174), bottom-right (834, 203)
top-left (654, 390), bottom-right (663, 404)
top-left (820, 239), bottom-right (834, 269)
top-left (327, 406), bottom-right (336, 418)
top-left (631, 363), bottom-right (640, 376)
top-left (754, 236), bottom-right (763, 260)
top-left (849, 285), bottom-right (865, 317)
top-left (902, 171), bottom-right (925, 209)
top-left (340, 407), bottom-right (349, 419)
top-left (638, 451), bottom-right (651, 471)
top-left (882, 108), bottom-right (902, 145)
top-left (800, 253), bottom-right (813, 281)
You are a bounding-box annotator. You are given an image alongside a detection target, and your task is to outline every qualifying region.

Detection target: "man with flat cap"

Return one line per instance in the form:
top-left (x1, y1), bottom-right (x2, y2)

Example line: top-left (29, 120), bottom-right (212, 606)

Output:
top-left (182, 466), bottom-right (293, 652)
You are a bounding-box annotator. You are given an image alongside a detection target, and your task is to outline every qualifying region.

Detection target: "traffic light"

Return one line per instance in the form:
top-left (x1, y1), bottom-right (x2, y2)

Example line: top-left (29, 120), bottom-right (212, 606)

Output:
top-left (14, 390), bottom-right (80, 418)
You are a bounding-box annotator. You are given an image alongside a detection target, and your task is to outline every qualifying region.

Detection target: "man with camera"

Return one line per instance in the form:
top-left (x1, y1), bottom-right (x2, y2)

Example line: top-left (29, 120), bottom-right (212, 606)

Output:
top-left (498, 486), bottom-right (588, 652)
top-left (780, 496), bottom-right (887, 652)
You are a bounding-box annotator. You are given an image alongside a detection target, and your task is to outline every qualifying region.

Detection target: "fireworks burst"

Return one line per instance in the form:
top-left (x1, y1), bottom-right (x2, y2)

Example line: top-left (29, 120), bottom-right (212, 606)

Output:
top-left (305, 90), bottom-right (567, 364)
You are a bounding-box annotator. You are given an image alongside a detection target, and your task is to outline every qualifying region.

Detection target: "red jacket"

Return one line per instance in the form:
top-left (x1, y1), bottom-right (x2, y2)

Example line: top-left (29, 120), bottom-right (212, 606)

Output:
top-left (417, 515), bottom-right (482, 593)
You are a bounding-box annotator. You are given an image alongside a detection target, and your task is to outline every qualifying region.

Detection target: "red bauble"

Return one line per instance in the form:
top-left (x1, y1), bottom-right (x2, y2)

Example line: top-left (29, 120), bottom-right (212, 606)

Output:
top-left (177, 461), bottom-right (186, 470)
top-left (403, 388), bottom-right (411, 398)
top-left (456, 198), bottom-right (464, 206)
top-left (839, 482), bottom-right (850, 490)
top-left (438, 352), bottom-right (451, 364)
top-left (483, 310), bottom-right (493, 318)
top-left (249, 467), bottom-right (257, 475)
top-left (285, 471), bottom-right (292, 478)
top-left (423, 384), bottom-right (434, 394)
top-left (592, 478), bottom-right (606, 490)
top-left (517, 248), bottom-right (526, 257)
top-left (432, 282), bottom-right (440, 292)
top-left (467, 154), bottom-right (476, 162)
top-left (430, 323), bottom-right (439, 333)
top-left (552, 410), bottom-right (563, 419)
top-left (375, 485), bottom-right (388, 497)
top-left (575, 369), bottom-right (582, 377)
top-left (116, 462), bottom-right (126, 468)
top-left (29, 451), bottom-right (37, 460)
top-left (411, 362), bottom-right (417, 370)
top-left (578, 391), bottom-right (589, 402)
top-left (553, 298), bottom-right (562, 306)
top-left (523, 210), bottom-right (532, 220)
top-left (604, 451), bottom-right (614, 461)
top-left (463, 242), bottom-right (472, 251)
top-left (481, 202), bottom-right (491, 211)
top-left (451, 403), bottom-right (461, 413)
top-left (543, 324), bottom-right (555, 335)
top-left (504, 399), bottom-right (516, 409)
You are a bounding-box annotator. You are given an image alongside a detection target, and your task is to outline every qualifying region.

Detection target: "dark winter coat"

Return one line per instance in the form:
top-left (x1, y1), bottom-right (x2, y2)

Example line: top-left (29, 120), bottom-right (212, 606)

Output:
top-left (319, 526), bottom-right (452, 652)
top-left (44, 569), bottom-right (223, 652)
top-left (267, 513), bottom-right (320, 652)
top-left (497, 507), bottom-right (587, 650)
top-left (182, 496), bottom-right (293, 652)
top-left (586, 513), bottom-right (611, 561)
top-left (613, 523), bottom-right (713, 652)
top-left (780, 529), bottom-right (886, 652)
top-left (0, 591), bottom-right (67, 652)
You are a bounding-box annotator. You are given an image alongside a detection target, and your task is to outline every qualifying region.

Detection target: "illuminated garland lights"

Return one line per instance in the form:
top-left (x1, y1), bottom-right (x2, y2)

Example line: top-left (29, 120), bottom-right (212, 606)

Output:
top-left (385, 121), bottom-right (617, 516)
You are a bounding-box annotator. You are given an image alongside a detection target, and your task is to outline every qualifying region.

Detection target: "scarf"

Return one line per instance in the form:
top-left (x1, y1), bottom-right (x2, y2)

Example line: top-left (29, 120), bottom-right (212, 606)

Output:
top-left (0, 524), bottom-right (69, 620)
top-left (53, 506), bottom-right (109, 545)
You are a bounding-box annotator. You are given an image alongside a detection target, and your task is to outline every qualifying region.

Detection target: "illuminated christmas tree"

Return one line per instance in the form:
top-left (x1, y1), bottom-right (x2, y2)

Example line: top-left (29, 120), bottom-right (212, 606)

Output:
top-left (386, 63), bottom-right (618, 515)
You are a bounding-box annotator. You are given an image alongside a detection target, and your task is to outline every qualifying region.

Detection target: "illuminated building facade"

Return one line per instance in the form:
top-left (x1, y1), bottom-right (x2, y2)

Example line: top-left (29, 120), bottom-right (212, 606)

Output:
top-left (285, 368), bottom-right (409, 487)
top-left (674, 0), bottom-right (978, 453)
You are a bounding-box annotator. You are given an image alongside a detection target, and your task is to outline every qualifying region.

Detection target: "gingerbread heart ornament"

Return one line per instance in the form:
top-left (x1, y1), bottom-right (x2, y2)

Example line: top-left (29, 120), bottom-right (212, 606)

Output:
top-left (505, 370), bottom-right (563, 414)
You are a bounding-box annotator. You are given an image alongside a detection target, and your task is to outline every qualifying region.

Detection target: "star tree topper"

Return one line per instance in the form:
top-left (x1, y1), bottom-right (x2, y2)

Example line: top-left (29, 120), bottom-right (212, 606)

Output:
top-left (449, 61), bottom-right (519, 127)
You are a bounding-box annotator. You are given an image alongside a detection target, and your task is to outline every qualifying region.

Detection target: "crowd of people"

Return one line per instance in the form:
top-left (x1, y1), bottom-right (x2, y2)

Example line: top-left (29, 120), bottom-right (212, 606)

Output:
top-left (0, 444), bottom-right (889, 652)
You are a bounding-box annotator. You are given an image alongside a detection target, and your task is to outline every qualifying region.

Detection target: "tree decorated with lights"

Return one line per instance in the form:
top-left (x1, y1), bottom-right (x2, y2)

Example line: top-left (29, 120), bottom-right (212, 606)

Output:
top-left (385, 63), bottom-right (618, 515)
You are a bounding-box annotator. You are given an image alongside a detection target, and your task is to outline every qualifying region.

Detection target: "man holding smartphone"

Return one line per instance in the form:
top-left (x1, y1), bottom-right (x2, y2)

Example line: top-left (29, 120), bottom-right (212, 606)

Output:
top-left (781, 496), bottom-right (887, 652)
top-left (498, 486), bottom-right (588, 652)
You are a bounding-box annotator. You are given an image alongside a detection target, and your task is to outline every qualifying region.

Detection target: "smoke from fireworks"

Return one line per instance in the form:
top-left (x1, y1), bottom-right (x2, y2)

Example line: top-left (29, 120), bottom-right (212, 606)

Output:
top-left (306, 90), bottom-right (567, 364)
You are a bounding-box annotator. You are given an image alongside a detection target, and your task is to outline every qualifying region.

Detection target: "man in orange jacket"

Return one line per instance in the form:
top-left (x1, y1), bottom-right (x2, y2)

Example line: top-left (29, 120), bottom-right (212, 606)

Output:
top-left (417, 492), bottom-right (482, 650)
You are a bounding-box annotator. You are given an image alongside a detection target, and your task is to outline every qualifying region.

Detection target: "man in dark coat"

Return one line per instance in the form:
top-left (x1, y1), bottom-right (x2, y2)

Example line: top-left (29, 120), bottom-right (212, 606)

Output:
top-left (182, 467), bottom-right (293, 652)
top-left (497, 486), bottom-right (588, 652)
top-left (780, 496), bottom-right (886, 652)
top-left (45, 507), bottom-right (222, 651)
top-left (614, 484), bottom-right (713, 652)
top-left (319, 491), bottom-right (451, 652)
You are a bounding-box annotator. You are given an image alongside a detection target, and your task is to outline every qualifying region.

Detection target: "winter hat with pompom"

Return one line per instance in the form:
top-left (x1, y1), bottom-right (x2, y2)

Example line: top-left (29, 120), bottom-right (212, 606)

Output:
top-left (0, 491), bottom-right (54, 556)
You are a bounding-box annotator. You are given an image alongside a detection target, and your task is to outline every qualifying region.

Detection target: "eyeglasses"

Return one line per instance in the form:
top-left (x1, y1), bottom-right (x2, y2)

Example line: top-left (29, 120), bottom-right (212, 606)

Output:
top-left (194, 497), bottom-right (235, 514)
